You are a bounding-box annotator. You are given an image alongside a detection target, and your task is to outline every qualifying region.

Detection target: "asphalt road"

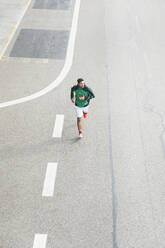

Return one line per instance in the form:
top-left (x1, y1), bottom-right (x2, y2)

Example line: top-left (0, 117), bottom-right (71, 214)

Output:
top-left (0, 0), bottom-right (165, 247)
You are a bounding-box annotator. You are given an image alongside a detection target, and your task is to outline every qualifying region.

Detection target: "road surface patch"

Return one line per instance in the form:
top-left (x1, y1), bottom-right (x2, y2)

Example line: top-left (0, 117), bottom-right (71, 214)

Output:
top-left (33, 0), bottom-right (70, 10)
top-left (9, 29), bottom-right (69, 59)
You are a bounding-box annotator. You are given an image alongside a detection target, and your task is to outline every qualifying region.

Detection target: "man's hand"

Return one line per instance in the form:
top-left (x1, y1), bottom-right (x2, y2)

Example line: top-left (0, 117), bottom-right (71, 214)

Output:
top-left (79, 96), bottom-right (85, 101)
top-left (71, 98), bottom-right (75, 103)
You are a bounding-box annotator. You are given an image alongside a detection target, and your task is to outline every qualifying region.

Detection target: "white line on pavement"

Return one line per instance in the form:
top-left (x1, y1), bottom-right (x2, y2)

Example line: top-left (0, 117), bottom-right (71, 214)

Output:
top-left (53, 115), bottom-right (64, 138)
top-left (42, 163), bottom-right (58, 197)
top-left (33, 234), bottom-right (47, 248)
top-left (0, 0), bottom-right (81, 108)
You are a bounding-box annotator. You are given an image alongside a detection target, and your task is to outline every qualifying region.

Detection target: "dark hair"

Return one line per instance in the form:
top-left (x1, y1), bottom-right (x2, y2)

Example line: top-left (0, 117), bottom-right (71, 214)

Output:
top-left (77, 78), bottom-right (84, 84)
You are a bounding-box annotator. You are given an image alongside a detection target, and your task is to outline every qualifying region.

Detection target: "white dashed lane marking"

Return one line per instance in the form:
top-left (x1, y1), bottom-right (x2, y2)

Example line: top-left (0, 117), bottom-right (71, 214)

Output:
top-left (42, 163), bottom-right (58, 197)
top-left (53, 114), bottom-right (64, 138)
top-left (33, 234), bottom-right (47, 248)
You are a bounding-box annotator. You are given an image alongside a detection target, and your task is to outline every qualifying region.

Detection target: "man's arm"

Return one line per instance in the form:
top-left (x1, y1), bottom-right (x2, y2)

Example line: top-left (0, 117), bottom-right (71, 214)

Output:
top-left (84, 86), bottom-right (95, 100)
top-left (71, 86), bottom-right (77, 103)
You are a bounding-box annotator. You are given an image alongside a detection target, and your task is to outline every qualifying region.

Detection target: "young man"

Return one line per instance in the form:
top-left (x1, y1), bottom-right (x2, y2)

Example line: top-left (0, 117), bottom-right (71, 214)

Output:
top-left (71, 78), bottom-right (95, 138)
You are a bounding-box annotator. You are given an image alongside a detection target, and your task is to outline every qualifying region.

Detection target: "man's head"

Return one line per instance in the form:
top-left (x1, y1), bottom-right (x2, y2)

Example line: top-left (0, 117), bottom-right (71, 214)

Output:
top-left (77, 78), bottom-right (85, 88)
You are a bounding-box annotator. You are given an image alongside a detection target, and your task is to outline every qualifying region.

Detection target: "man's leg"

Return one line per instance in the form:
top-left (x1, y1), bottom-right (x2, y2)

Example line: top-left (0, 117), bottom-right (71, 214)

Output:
top-left (77, 117), bottom-right (82, 132)
top-left (75, 106), bottom-right (83, 137)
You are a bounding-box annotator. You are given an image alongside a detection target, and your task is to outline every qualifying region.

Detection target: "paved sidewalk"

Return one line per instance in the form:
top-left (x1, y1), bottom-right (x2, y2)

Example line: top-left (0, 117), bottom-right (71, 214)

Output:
top-left (0, 0), bottom-right (31, 58)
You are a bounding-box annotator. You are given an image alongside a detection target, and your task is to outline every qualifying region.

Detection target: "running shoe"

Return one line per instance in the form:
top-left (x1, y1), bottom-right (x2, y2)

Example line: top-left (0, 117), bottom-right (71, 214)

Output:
top-left (78, 132), bottom-right (83, 138)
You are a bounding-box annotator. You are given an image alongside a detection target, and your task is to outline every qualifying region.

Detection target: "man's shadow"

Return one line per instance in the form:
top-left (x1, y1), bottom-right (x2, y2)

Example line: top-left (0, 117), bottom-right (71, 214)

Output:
top-left (70, 137), bottom-right (80, 144)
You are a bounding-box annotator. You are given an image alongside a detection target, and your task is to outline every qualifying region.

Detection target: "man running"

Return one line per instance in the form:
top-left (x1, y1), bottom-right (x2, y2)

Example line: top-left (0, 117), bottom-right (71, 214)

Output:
top-left (71, 78), bottom-right (95, 138)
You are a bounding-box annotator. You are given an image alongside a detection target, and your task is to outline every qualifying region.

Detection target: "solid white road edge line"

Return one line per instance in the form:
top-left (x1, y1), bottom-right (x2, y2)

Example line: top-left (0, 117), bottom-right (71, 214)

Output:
top-left (0, 0), bottom-right (81, 109)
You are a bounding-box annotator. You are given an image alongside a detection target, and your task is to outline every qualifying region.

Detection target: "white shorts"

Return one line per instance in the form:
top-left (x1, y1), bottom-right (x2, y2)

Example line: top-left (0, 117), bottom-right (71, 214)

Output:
top-left (75, 105), bottom-right (89, 118)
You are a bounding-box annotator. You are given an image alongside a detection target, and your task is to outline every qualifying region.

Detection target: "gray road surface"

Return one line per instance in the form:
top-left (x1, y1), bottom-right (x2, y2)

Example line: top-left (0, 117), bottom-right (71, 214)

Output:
top-left (0, 0), bottom-right (165, 247)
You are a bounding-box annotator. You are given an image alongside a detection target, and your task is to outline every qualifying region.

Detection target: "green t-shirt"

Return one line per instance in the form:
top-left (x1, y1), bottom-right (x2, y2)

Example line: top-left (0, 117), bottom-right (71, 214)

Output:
top-left (74, 87), bottom-right (89, 107)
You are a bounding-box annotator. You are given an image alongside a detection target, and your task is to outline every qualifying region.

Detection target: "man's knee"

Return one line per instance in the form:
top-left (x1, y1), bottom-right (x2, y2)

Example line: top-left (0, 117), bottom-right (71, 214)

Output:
top-left (77, 117), bottom-right (81, 122)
